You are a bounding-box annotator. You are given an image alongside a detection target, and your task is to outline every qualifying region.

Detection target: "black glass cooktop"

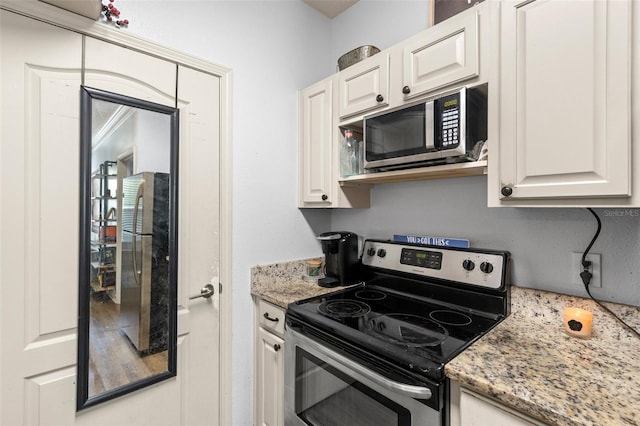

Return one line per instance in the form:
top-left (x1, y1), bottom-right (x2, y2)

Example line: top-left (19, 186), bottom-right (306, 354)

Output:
top-left (288, 282), bottom-right (502, 380)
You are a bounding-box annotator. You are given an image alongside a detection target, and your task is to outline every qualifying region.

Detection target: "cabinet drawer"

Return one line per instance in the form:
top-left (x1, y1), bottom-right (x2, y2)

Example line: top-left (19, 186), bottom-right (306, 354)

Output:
top-left (258, 299), bottom-right (285, 337)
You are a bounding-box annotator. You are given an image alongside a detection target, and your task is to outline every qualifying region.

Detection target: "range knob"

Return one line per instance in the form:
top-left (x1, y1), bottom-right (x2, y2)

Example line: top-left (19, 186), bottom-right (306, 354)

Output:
top-left (480, 262), bottom-right (494, 274)
top-left (366, 247), bottom-right (376, 256)
top-left (377, 248), bottom-right (387, 258)
top-left (462, 259), bottom-right (475, 271)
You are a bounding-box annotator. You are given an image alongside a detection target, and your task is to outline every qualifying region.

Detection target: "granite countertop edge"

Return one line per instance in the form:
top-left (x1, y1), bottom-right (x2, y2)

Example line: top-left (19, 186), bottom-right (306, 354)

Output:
top-left (445, 286), bottom-right (640, 426)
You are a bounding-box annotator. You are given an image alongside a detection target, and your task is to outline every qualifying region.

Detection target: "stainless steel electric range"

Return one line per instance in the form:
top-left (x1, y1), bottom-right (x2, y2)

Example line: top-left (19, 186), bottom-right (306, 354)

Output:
top-left (284, 239), bottom-right (511, 426)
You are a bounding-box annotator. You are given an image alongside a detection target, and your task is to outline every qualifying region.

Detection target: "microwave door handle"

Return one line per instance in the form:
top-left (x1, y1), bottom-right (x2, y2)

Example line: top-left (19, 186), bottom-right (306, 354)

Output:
top-left (425, 101), bottom-right (435, 151)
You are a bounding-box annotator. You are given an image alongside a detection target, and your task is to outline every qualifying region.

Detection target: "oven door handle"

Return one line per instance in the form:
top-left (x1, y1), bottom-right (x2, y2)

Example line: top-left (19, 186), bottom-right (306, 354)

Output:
top-left (324, 346), bottom-right (433, 400)
top-left (293, 329), bottom-right (432, 400)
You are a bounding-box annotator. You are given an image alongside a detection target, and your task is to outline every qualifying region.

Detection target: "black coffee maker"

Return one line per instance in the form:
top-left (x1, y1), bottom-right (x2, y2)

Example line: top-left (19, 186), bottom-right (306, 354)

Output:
top-left (317, 231), bottom-right (360, 287)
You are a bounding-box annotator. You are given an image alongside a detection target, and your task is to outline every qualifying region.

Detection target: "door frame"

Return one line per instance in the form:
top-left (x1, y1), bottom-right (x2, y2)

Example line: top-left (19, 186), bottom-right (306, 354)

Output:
top-left (0, 1), bottom-right (233, 424)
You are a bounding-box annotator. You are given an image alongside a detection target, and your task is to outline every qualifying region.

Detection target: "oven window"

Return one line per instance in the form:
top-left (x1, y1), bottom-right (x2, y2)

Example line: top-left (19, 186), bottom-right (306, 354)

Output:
top-left (295, 348), bottom-right (411, 426)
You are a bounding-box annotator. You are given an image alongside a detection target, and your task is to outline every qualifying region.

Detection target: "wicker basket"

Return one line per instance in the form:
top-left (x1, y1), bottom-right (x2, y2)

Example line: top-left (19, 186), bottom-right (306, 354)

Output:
top-left (338, 45), bottom-right (381, 71)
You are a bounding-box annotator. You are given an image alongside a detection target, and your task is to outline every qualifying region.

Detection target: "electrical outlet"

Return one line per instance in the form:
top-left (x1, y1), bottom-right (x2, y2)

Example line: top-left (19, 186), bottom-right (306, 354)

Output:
top-left (571, 252), bottom-right (601, 288)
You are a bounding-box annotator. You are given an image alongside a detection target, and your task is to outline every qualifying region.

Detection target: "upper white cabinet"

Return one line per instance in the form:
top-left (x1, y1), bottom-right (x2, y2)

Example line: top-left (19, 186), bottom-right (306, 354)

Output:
top-left (401, 8), bottom-right (479, 101)
top-left (298, 78), bottom-right (334, 205)
top-left (490, 0), bottom-right (635, 206)
top-left (337, 3), bottom-right (491, 123)
top-left (338, 52), bottom-right (389, 119)
top-left (298, 77), bottom-right (371, 208)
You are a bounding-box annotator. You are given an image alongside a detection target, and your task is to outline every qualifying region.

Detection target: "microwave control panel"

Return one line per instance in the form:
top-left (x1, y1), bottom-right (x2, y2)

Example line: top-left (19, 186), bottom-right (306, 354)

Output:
top-left (435, 91), bottom-right (461, 149)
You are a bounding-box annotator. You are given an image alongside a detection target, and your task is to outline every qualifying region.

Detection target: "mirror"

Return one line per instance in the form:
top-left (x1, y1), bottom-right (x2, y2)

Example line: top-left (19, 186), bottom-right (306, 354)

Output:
top-left (77, 87), bottom-right (179, 409)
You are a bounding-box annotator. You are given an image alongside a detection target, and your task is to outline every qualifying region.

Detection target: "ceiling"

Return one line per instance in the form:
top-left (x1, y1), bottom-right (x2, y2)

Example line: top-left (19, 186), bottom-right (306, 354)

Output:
top-left (303, 0), bottom-right (359, 19)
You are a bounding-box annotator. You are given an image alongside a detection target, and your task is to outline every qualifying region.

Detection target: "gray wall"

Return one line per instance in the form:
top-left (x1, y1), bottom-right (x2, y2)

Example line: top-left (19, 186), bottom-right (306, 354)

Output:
top-left (331, 177), bottom-right (640, 306)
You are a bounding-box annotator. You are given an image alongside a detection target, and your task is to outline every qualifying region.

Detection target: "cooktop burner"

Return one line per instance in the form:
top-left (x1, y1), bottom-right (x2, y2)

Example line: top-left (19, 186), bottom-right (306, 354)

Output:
top-left (366, 314), bottom-right (449, 347)
top-left (429, 310), bottom-right (472, 326)
top-left (318, 300), bottom-right (371, 318)
top-left (355, 289), bottom-right (387, 301)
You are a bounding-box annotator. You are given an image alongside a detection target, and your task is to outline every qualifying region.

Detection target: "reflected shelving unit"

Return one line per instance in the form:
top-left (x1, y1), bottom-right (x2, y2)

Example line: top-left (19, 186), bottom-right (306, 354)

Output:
top-left (90, 160), bottom-right (118, 293)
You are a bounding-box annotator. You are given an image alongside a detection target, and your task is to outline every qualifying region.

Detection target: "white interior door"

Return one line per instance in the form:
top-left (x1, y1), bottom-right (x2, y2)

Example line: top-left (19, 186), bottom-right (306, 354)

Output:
top-left (0, 9), bottom-right (224, 425)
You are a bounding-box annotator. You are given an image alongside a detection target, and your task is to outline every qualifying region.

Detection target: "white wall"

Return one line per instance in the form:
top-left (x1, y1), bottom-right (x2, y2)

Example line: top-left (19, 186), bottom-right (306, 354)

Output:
top-left (122, 2), bottom-right (334, 425)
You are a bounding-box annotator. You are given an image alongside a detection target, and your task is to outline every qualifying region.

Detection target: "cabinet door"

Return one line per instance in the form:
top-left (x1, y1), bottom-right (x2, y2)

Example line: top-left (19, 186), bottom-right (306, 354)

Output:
top-left (338, 52), bottom-right (389, 119)
top-left (459, 387), bottom-right (545, 426)
top-left (497, 0), bottom-right (631, 200)
top-left (255, 327), bottom-right (284, 426)
top-left (298, 79), bottom-right (333, 205)
top-left (401, 8), bottom-right (478, 100)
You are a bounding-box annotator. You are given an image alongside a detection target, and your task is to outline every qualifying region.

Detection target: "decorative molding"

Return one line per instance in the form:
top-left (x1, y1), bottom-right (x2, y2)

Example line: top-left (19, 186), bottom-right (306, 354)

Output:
top-left (39, 0), bottom-right (101, 19)
top-left (1, 0), bottom-right (231, 78)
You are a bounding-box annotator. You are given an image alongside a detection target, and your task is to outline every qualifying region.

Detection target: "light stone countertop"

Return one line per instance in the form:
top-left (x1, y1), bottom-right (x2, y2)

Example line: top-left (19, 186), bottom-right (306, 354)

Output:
top-left (251, 260), bottom-right (640, 425)
top-left (446, 286), bottom-right (640, 426)
top-left (250, 258), bottom-right (359, 308)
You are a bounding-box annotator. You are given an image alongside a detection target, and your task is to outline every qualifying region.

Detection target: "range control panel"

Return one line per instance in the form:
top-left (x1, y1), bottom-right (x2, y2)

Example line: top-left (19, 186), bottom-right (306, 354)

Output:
top-left (362, 240), bottom-right (508, 290)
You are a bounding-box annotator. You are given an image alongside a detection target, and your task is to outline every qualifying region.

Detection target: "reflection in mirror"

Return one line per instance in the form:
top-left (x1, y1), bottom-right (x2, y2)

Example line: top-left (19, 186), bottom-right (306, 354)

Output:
top-left (78, 87), bottom-right (178, 410)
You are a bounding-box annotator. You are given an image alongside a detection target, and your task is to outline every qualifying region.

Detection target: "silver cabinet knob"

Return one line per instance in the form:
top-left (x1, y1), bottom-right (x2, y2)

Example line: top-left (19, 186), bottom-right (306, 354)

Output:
top-left (189, 283), bottom-right (215, 299)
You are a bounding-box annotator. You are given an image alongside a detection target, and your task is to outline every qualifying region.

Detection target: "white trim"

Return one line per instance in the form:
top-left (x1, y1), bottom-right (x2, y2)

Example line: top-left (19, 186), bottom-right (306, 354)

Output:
top-left (1, 1), bottom-right (234, 423)
top-left (92, 105), bottom-right (135, 150)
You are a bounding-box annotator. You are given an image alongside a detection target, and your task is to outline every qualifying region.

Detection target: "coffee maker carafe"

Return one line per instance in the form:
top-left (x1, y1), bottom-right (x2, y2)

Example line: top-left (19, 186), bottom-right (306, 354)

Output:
top-left (317, 232), bottom-right (360, 287)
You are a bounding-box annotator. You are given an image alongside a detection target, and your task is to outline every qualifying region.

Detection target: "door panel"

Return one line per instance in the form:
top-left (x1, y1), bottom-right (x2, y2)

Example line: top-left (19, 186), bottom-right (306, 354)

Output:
top-left (84, 37), bottom-right (176, 107)
top-left (177, 65), bottom-right (222, 426)
top-left (0, 11), bottom-right (82, 425)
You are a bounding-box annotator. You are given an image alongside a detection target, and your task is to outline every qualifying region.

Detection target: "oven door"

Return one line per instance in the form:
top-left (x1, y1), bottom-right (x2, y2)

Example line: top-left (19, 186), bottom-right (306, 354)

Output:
top-left (284, 327), bottom-right (443, 426)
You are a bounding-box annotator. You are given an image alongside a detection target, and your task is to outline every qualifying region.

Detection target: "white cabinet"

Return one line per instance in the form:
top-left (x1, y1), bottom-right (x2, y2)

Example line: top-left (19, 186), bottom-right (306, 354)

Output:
top-left (490, 0), bottom-right (635, 206)
top-left (298, 78), bottom-right (370, 208)
top-left (298, 79), bottom-right (333, 205)
top-left (254, 299), bottom-right (286, 426)
top-left (337, 3), bottom-right (489, 121)
top-left (450, 382), bottom-right (547, 426)
top-left (337, 51), bottom-right (389, 119)
top-left (400, 8), bottom-right (480, 101)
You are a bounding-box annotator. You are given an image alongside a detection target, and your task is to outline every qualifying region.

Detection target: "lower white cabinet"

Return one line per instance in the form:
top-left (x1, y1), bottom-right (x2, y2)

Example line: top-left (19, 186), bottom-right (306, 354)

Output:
top-left (254, 299), bottom-right (286, 426)
top-left (450, 382), bottom-right (547, 426)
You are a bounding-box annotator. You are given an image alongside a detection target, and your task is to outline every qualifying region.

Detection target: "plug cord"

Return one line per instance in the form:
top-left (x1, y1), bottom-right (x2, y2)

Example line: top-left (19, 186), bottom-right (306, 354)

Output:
top-left (580, 208), bottom-right (640, 339)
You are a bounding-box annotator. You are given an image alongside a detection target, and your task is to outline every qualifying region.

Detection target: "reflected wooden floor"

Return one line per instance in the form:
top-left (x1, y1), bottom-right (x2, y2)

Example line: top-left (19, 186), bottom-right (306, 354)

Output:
top-left (89, 293), bottom-right (168, 397)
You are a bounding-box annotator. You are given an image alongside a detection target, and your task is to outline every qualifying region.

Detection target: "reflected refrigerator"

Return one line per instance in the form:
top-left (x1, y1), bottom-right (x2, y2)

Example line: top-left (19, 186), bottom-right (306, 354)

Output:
top-left (120, 171), bottom-right (170, 354)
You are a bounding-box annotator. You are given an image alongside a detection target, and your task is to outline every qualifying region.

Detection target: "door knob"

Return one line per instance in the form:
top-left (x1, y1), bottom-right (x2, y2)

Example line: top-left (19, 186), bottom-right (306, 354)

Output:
top-left (189, 283), bottom-right (215, 299)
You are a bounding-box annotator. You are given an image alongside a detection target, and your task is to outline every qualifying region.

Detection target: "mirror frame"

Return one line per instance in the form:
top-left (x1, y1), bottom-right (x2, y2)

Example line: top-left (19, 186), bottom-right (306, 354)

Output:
top-left (77, 86), bottom-right (179, 410)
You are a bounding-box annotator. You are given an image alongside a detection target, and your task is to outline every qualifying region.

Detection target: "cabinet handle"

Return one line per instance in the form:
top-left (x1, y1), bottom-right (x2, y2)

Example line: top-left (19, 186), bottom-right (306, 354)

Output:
top-left (501, 186), bottom-right (513, 197)
top-left (376, 94), bottom-right (384, 102)
top-left (402, 86), bottom-right (411, 95)
top-left (263, 312), bottom-right (280, 322)
top-left (273, 343), bottom-right (281, 352)
top-left (321, 194), bottom-right (328, 201)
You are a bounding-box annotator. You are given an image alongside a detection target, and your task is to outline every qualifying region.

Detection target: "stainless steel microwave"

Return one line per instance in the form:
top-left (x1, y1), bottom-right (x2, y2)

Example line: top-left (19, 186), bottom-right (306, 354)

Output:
top-left (363, 84), bottom-right (487, 171)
